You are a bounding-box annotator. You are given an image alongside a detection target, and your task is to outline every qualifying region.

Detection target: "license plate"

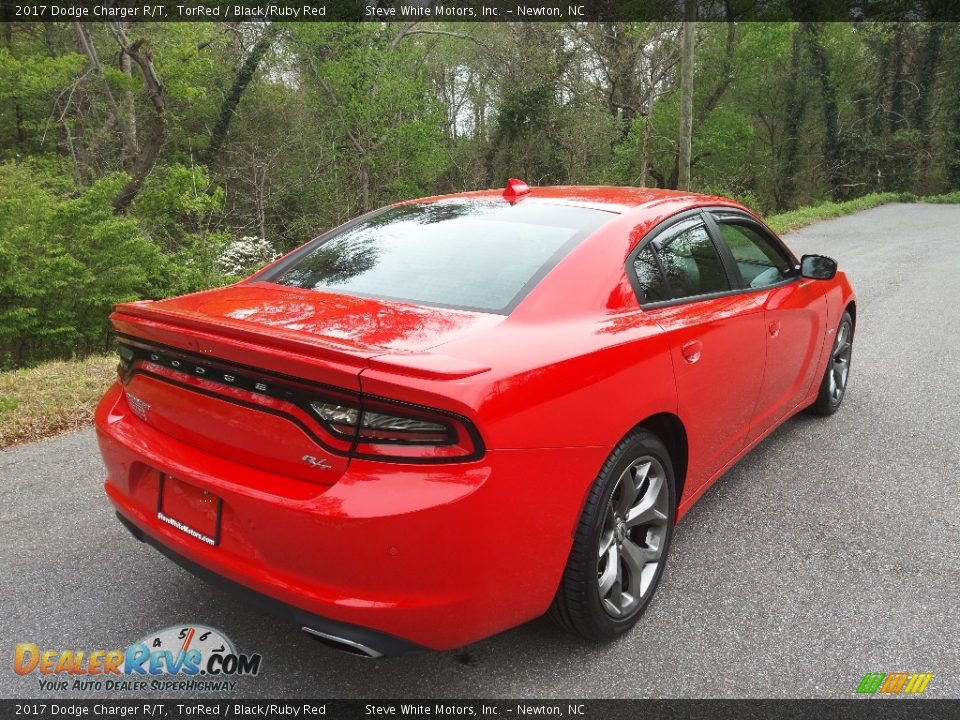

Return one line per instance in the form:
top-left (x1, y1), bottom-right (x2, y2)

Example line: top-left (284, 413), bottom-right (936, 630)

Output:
top-left (157, 475), bottom-right (222, 546)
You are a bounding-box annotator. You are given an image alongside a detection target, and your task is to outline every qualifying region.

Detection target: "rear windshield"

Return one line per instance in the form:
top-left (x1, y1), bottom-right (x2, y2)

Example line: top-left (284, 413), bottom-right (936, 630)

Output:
top-left (263, 201), bottom-right (612, 313)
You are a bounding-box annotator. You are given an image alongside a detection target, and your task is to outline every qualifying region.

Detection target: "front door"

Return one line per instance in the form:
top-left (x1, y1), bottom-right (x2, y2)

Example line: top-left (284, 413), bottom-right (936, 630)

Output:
top-left (631, 218), bottom-right (766, 496)
top-left (706, 213), bottom-right (827, 440)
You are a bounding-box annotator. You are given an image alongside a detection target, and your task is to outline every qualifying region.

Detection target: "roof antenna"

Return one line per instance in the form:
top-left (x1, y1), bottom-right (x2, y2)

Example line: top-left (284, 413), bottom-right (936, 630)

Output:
top-left (503, 178), bottom-right (531, 204)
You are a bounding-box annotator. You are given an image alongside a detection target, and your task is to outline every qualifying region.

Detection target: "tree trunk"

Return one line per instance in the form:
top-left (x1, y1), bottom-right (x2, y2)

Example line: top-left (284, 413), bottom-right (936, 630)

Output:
top-left (75, 22), bottom-right (122, 132)
top-left (202, 24), bottom-right (280, 165)
top-left (677, 1), bottom-right (696, 191)
top-left (888, 26), bottom-right (906, 133)
top-left (108, 28), bottom-right (167, 212)
top-left (948, 66), bottom-right (960, 189)
top-left (639, 105), bottom-right (653, 187)
top-left (117, 21), bottom-right (138, 164)
top-left (912, 24), bottom-right (942, 135)
top-left (803, 23), bottom-right (843, 201)
top-left (779, 24), bottom-right (806, 210)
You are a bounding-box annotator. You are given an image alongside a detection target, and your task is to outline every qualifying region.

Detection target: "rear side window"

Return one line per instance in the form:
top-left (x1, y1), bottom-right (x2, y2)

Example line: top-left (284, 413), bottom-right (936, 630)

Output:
top-left (634, 223), bottom-right (730, 302)
top-left (265, 201), bottom-right (611, 313)
top-left (632, 247), bottom-right (671, 303)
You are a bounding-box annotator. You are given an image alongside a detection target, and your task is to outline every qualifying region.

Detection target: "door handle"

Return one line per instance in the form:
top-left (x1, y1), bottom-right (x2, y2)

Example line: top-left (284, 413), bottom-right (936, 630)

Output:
top-left (681, 340), bottom-right (703, 364)
top-left (768, 320), bottom-right (782, 337)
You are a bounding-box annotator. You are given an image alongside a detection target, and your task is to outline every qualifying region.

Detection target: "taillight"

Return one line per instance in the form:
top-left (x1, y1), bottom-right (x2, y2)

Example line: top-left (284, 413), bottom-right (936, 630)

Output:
top-left (117, 343), bottom-right (135, 382)
top-left (308, 396), bottom-right (482, 461)
top-left (308, 401), bottom-right (361, 439)
top-left (116, 339), bottom-right (483, 463)
top-left (309, 401), bottom-right (450, 443)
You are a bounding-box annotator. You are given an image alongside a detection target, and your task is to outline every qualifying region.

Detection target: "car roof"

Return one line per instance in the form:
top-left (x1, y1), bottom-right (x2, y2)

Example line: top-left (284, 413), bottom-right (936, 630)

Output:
top-left (396, 185), bottom-right (739, 215)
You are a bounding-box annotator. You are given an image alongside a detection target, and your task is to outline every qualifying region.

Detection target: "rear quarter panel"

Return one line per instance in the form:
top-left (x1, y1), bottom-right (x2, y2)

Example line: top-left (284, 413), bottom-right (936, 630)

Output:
top-left (359, 313), bottom-right (677, 452)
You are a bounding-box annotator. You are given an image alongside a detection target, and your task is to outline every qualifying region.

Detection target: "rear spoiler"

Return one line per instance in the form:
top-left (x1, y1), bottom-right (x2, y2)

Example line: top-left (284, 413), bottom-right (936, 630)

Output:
top-left (112, 302), bottom-right (490, 381)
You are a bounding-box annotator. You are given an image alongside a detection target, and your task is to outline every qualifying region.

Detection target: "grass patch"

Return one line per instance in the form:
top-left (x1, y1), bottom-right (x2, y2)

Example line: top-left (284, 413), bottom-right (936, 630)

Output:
top-left (0, 354), bottom-right (116, 449)
top-left (921, 190), bottom-right (960, 204)
top-left (767, 192), bottom-right (914, 234)
top-left (767, 190), bottom-right (960, 234)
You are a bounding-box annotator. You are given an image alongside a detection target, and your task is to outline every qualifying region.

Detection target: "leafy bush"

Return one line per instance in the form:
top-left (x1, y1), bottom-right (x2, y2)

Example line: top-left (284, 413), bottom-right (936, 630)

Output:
top-left (131, 163), bottom-right (238, 295)
top-left (766, 192), bottom-right (916, 234)
top-left (922, 191), bottom-right (960, 204)
top-left (0, 161), bottom-right (166, 368)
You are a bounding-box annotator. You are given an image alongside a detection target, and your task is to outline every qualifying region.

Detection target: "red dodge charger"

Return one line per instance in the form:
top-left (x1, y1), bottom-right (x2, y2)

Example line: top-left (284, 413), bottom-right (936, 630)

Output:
top-left (97, 181), bottom-right (856, 656)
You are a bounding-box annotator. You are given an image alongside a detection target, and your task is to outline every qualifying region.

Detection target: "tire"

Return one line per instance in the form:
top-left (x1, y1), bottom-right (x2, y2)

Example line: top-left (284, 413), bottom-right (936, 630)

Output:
top-left (809, 310), bottom-right (854, 416)
top-left (549, 429), bottom-right (676, 641)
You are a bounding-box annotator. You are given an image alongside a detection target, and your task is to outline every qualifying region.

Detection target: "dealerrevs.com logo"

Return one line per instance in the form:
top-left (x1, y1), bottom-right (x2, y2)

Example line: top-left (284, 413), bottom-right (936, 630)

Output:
top-left (14, 625), bottom-right (262, 693)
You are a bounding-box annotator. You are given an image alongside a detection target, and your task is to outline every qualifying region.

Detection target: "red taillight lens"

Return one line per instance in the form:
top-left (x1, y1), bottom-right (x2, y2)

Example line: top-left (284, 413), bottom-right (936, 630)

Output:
top-left (359, 410), bottom-right (450, 443)
top-left (308, 397), bottom-right (481, 461)
top-left (311, 400), bottom-right (452, 444)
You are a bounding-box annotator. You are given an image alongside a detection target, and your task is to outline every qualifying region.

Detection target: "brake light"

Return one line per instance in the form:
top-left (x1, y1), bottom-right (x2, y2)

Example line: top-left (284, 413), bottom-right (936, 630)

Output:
top-left (307, 395), bottom-right (483, 461)
top-left (309, 401), bottom-right (450, 444)
top-left (353, 395), bottom-right (481, 462)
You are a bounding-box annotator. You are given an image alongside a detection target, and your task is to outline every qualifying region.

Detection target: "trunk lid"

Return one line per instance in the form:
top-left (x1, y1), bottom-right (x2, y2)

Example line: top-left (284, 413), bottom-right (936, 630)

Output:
top-left (112, 283), bottom-right (497, 485)
top-left (128, 281), bottom-right (503, 354)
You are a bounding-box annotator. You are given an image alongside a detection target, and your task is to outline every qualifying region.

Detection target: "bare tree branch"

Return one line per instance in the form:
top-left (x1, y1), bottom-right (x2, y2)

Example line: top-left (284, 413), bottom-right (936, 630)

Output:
top-left (74, 22), bottom-right (122, 130)
top-left (107, 23), bottom-right (167, 212)
top-left (390, 23), bottom-right (498, 58)
top-left (202, 23), bottom-right (282, 164)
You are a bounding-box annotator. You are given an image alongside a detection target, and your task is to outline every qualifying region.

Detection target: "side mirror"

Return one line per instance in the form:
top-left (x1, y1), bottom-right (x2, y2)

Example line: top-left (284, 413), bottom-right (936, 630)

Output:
top-left (800, 254), bottom-right (838, 280)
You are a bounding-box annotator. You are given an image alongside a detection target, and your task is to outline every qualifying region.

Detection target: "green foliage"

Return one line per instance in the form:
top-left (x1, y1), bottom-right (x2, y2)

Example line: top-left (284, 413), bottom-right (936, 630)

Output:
top-left (0, 161), bottom-right (169, 367)
top-left (290, 24), bottom-right (446, 219)
top-left (921, 190), bottom-right (960, 204)
top-left (765, 192), bottom-right (919, 235)
top-left (165, 231), bottom-right (235, 295)
top-left (133, 163), bottom-right (225, 248)
top-left (0, 47), bottom-right (86, 158)
top-left (1, 20), bottom-right (959, 371)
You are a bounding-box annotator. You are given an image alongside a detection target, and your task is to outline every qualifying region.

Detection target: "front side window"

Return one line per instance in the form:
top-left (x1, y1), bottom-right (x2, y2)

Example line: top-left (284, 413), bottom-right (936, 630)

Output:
top-left (714, 220), bottom-right (793, 289)
top-left (264, 201), bottom-right (611, 314)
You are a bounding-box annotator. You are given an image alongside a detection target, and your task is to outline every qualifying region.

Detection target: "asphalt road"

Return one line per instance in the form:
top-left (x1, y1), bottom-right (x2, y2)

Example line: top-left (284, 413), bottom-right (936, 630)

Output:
top-left (2, 203), bottom-right (959, 699)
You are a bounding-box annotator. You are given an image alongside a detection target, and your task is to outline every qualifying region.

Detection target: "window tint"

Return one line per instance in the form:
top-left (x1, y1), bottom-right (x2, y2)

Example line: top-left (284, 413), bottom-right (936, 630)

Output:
top-left (632, 247), bottom-right (670, 303)
top-left (655, 224), bottom-right (730, 300)
top-left (715, 221), bottom-right (793, 289)
top-left (266, 201), bottom-right (611, 313)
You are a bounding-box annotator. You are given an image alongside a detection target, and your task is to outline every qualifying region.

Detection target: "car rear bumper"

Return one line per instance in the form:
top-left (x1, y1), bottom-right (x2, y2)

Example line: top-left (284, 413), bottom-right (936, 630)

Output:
top-left (96, 381), bottom-right (608, 651)
top-left (112, 510), bottom-right (423, 657)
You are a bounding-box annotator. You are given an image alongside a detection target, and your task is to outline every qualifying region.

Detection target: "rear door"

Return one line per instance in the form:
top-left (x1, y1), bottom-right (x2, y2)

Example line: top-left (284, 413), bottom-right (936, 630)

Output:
top-left (630, 215), bottom-right (766, 496)
top-left (706, 212), bottom-right (827, 440)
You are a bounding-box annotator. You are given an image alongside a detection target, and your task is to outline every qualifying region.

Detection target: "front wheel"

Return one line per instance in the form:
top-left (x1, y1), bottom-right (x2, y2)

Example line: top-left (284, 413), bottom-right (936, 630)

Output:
top-left (549, 430), bottom-right (675, 641)
top-left (809, 310), bottom-right (854, 416)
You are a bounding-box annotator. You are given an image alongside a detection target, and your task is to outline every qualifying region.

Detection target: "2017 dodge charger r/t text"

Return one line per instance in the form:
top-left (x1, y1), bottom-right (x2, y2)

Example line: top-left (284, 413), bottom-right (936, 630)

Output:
top-left (96, 181), bottom-right (856, 656)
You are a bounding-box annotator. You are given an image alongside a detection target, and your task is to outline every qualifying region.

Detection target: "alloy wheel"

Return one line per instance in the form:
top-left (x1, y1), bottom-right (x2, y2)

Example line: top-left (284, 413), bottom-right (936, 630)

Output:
top-left (597, 456), bottom-right (670, 617)
top-left (829, 320), bottom-right (853, 402)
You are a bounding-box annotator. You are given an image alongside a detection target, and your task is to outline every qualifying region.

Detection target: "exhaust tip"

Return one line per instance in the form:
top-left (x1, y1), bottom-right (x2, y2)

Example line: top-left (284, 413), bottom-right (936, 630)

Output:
top-left (301, 626), bottom-right (383, 659)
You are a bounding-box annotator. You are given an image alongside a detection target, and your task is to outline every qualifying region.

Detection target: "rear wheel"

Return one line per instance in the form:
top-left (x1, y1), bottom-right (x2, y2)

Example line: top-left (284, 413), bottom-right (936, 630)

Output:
top-left (810, 311), bottom-right (854, 416)
top-left (549, 430), bottom-right (675, 641)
